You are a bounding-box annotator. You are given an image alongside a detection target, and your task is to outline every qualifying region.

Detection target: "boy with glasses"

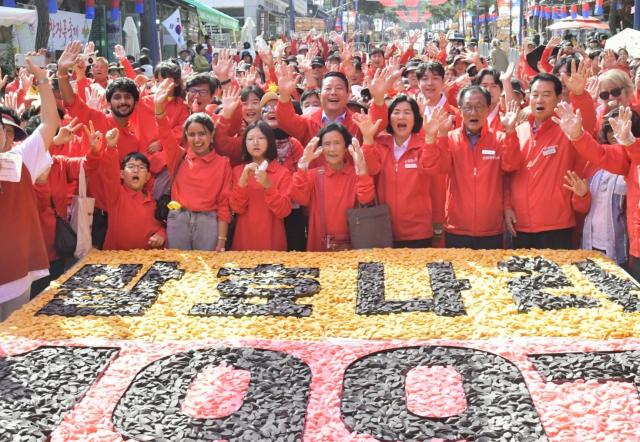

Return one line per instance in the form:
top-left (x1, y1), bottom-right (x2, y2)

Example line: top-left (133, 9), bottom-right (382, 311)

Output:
top-left (85, 125), bottom-right (165, 250)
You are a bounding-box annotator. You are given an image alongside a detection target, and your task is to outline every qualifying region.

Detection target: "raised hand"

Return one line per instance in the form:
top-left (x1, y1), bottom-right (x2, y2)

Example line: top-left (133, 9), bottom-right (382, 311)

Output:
top-left (18, 68), bottom-right (33, 92)
top-left (57, 41), bottom-right (83, 75)
top-left (298, 136), bottom-right (323, 170)
top-left (416, 94), bottom-right (428, 115)
top-left (423, 106), bottom-right (451, 141)
top-left (500, 62), bottom-right (516, 84)
top-left (220, 86), bottom-right (241, 119)
top-left (609, 106), bottom-right (636, 146)
top-left (586, 76), bottom-right (600, 102)
top-left (83, 121), bottom-right (104, 154)
top-left (369, 68), bottom-right (392, 105)
top-left (213, 48), bottom-right (233, 82)
top-left (277, 63), bottom-right (298, 100)
top-left (352, 112), bottom-right (382, 144)
top-left (154, 78), bottom-right (174, 115)
top-left (348, 138), bottom-right (367, 176)
top-left (500, 100), bottom-right (521, 133)
top-left (562, 58), bottom-right (588, 96)
top-left (0, 91), bottom-right (18, 110)
top-left (547, 36), bottom-right (562, 49)
top-left (181, 63), bottom-right (193, 79)
top-left (53, 116), bottom-right (82, 146)
top-left (552, 101), bottom-right (583, 140)
top-left (563, 170), bottom-right (589, 197)
top-left (105, 127), bottom-right (120, 148)
top-left (602, 49), bottom-right (617, 70)
top-left (85, 84), bottom-right (106, 110)
top-left (113, 44), bottom-right (127, 60)
top-left (408, 30), bottom-right (421, 47)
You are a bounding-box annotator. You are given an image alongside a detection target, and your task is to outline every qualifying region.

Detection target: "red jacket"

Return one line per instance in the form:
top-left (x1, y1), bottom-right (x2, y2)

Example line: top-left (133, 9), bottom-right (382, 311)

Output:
top-left (230, 161), bottom-right (292, 251)
top-left (571, 131), bottom-right (640, 257)
top-left (157, 115), bottom-right (232, 222)
top-left (275, 100), bottom-right (388, 146)
top-left (509, 116), bottom-right (591, 233)
top-left (86, 148), bottom-right (165, 251)
top-left (363, 133), bottom-right (439, 241)
top-left (291, 164), bottom-right (375, 251)
top-left (422, 125), bottom-right (524, 236)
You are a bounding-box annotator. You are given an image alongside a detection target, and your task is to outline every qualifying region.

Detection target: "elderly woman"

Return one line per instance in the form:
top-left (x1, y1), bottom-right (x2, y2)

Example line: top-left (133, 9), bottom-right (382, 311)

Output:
top-left (291, 123), bottom-right (374, 251)
top-left (154, 79), bottom-right (231, 251)
top-left (355, 95), bottom-right (439, 248)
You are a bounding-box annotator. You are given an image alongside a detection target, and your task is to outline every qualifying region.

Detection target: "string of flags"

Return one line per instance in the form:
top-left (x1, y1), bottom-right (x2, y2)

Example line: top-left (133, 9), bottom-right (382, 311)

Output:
top-left (530, 0), bottom-right (618, 19)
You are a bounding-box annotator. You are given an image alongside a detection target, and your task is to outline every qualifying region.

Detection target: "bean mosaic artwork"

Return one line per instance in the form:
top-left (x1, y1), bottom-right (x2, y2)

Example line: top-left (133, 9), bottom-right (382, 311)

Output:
top-left (1, 248), bottom-right (640, 441)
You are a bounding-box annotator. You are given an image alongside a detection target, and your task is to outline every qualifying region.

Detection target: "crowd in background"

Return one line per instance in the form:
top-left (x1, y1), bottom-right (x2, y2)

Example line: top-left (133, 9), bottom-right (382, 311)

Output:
top-left (1, 28), bottom-right (639, 320)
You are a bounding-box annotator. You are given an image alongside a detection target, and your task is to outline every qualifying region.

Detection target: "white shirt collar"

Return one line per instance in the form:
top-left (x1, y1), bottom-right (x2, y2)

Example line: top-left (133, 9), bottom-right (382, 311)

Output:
top-left (424, 94), bottom-right (448, 117)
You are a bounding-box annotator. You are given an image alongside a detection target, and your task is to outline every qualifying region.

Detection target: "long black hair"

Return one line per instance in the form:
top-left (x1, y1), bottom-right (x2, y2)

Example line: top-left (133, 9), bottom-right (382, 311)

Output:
top-left (183, 112), bottom-right (215, 151)
top-left (241, 121), bottom-right (277, 162)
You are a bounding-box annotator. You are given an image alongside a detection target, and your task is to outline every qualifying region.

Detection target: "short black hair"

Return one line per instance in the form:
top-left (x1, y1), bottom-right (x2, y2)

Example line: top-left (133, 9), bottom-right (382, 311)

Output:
top-left (473, 68), bottom-right (503, 90)
top-left (121, 152), bottom-right (150, 170)
top-left (317, 122), bottom-right (352, 149)
top-left (553, 55), bottom-right (580, 75)
top-left (458, 85), bottom-right (492, 107)
top-left (240, 85), bottom-right (265, 102)
top-left (186, 73), bottom-right (219, 95)
top-left (416, 61), bottom-right (444, 80)
top-left (530, 72), bottom-right (563, 96)
top-left (322, 71), bottom-right (349, 90)
top-left (370, 47), bottom-right (385, 57)
top-left (241, 121), bottom-right (277, 162)
top-left (154, 61), bottom-right (183, 97)
top-left (25, 115), bottom-right (41, 136)
top-left (106, 78), bottom-right (140, 102)
top-left (387, 95), bottom-right (423, 134)
top-left (300, 89), bottom-right (320, 105)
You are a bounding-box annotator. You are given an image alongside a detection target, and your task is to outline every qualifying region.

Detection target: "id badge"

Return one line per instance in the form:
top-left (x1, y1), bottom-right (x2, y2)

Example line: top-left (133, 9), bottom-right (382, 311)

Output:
top-left (542, 146), bottom-right (557, 157)
top-left (0, 152), bottom-right (22, 183)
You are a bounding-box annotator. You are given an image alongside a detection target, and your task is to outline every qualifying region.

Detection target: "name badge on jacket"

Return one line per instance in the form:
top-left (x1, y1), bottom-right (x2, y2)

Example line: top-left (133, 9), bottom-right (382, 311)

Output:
top-left (404, 159), bottom-right (418, 169)
top-left (542, 146), bottom-right (557, 157)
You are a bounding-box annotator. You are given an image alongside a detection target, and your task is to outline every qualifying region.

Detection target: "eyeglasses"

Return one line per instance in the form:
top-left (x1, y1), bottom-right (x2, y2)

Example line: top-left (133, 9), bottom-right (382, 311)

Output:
top-left (599, 87), bottom-right (622, 101)
top-left (262, 105), bottom-right (275, 113)
top-left (460, 104), bottom-right (487, 113)
top-left (188, 88), bottom-right (210, 97)
top-left (124, 164), bottom-right (148, 171)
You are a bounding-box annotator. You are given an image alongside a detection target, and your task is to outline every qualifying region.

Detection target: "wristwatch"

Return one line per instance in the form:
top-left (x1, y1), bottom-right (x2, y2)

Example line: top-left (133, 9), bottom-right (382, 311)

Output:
top-left (35, 77), bottom-right (50, 86)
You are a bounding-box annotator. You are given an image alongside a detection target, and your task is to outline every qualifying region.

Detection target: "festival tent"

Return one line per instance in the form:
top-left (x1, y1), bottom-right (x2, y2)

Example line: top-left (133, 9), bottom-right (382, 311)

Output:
top-left (605, 28), bottom-right (640, 58)
top-left (0, 6), bottom-right (37, 26)
top-left (547, 16), bottom-right (609, 30)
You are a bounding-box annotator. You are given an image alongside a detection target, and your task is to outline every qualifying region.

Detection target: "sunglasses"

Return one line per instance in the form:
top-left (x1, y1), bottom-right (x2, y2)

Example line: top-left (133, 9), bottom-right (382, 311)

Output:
top-left (599, 87), bottom-right (622, 101)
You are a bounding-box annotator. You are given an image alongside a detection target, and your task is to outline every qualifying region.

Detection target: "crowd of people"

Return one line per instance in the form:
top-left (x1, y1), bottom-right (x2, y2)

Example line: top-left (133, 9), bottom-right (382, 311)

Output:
top-left (1, 29), bottom-right (640, 320)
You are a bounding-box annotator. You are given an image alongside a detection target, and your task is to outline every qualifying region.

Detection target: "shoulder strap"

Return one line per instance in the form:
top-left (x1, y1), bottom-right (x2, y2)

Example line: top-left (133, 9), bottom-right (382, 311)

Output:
top-left (78, 159), bottom-right (87, 198)
top-left (315, 167), bottom-right (328, 248)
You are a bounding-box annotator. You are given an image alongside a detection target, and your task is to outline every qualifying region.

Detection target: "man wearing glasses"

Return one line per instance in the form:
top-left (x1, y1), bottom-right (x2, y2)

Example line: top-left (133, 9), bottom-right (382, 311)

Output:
top-left (422, 85), bottom-right (522, 249)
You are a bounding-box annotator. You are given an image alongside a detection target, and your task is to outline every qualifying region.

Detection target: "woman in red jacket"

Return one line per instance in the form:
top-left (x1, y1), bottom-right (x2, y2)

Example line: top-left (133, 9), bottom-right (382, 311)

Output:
top-left (356, 95), bottom-right (439, 248)
top-left (291, 123), bottom-right (374, 251)
top-left (230, 121), bottom-right (292, 251)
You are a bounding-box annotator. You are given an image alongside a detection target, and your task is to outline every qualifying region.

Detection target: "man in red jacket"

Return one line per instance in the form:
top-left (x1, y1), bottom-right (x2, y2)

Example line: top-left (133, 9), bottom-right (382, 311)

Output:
top-left (275, 69), bottom-right (393, 147)
top-left (507, 72), bottom-right (593, 249)
top-left (422, 86), bottom-right (523, 249)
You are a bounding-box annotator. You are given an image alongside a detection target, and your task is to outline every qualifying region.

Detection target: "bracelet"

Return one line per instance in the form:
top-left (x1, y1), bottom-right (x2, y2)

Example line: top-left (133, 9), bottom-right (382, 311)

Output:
top-left (35, 78), bottom-right (50, 86)
top-left (217, 236), bottom-right (227, 241)
top-left (57, 73), bottom-right (69, 79)
top-left (219, 79), bottom-right (231, 85)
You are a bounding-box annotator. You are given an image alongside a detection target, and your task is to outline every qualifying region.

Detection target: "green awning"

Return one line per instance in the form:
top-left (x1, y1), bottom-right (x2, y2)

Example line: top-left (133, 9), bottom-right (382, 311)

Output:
top-left (182, 0), bottom-right (239, 30)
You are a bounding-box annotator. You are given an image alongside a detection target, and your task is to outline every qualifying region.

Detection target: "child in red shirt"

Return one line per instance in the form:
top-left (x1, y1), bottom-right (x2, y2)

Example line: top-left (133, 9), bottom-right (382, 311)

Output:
top-left (230, 121), bottom-right (292, 251)
top-left (85, 125), bottom-right (165, 250)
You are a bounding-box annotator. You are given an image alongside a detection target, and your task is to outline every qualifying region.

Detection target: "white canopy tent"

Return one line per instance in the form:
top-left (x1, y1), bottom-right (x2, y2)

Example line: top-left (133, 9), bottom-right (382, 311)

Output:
top-left (0, 6), bottom-right (37, 27)
top-left (0, 6), bottom-right (38, 55)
